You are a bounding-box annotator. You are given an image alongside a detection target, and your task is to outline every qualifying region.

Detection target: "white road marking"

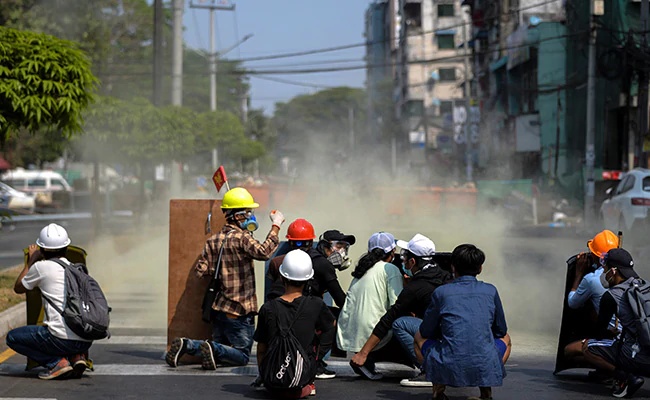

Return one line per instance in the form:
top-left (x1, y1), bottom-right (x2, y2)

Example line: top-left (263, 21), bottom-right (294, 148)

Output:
top-left (0, 361), bottom-right (415, 378)
top-left (102, 336), bottom-right (167, 345)
top-left (0, 398), bottom-right (57, 400)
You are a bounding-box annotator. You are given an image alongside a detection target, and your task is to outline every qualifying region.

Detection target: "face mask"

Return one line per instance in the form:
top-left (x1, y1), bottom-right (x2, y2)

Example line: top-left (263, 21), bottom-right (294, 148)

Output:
top-left (404, 266), bottom-right (414, 277)
top-left (240, 214), bottom-right (258, 232)
top-left (600, 268), bottom-right (615, 289)
top-left (328, 250), bottom-right (343, 267)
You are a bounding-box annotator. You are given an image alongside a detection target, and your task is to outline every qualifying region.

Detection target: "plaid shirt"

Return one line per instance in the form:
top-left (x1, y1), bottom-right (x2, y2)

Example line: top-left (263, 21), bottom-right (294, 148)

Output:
top-left (196, 223), bottom-right (279, 316)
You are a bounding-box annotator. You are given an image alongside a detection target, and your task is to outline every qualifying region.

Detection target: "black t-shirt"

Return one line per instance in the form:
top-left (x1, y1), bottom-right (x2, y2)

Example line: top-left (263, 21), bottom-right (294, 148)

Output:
top-left (254, 295), bottom-right (335, 354)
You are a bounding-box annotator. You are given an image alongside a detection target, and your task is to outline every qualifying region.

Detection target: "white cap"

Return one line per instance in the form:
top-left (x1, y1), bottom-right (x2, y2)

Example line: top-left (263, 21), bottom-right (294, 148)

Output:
top-left (397, 234), bottom-right (436, 257)
top-left (36, 223), bottom-right (71, 250)
top-left (368, 232), bottom-right (396, 253)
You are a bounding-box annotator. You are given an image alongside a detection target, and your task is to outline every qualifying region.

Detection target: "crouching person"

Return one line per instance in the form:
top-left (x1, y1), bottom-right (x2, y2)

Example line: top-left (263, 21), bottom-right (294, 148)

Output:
top-left (7, 224), bottom-right (92, 380)
top-left (415, 244), bottom-right (509, 400)
top-left (255, 250), bottom-right (335, 398)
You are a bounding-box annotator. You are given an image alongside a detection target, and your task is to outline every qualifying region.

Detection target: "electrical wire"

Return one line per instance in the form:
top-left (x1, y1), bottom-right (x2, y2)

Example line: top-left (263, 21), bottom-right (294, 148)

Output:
top-left (225, 0), bottom-right (564, 63)
top-left (251, 75), bottom-right (337, 89)
top-left (233, 6), bottom-right (241, 59)
top-left (191, 7), bottom-right (205, 50)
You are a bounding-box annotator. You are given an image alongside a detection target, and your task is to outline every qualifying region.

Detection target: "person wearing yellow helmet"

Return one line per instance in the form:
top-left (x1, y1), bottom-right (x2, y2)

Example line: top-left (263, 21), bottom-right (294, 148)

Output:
top-left (165, 187), bottom-right (286, 370)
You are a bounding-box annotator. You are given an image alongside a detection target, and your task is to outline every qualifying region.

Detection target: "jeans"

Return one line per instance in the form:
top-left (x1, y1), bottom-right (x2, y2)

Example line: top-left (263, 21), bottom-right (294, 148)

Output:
top-left (186, 311), bottom-right (254, 366)
top-left (392, 316), bottom-right (422, 369)
top-left (6, 325), bottom-right (92, 369)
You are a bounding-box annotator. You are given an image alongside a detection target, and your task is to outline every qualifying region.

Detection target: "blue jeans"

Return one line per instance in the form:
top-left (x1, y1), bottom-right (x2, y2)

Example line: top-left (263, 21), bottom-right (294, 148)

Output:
top-left (392, 316), bottom-right (422, 370)
top-left (6, 325), bottom-right (92, 369)
top-left (186, 311), bottom-right (254, 366)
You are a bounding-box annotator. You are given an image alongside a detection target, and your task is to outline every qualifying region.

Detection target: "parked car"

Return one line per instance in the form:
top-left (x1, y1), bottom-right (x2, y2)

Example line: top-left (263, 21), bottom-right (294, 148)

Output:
top-left (0, 181), bottom-right (36, 213)
top-left (600, 168), bottom-right (650, 234)
top-left (1, 168), bottom-right (73, 207)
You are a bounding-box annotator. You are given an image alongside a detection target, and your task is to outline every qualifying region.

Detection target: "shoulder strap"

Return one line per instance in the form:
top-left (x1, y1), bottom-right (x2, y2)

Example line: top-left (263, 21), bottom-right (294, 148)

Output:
top-left (43, 258), bottom-right (67, 315)
top-left (288, 296), bottom-right (308, 331)
top-left (274, 296), bottom-right (308, 334)
top-left (213, 230), bottom-right (235, 282)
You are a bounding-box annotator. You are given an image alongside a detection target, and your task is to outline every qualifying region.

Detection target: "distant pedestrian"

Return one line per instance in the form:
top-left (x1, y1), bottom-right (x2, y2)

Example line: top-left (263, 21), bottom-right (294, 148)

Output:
top-left (415, 244), bottom-right (509, 400)
top-left (7, 224), bottom-right (92, 380)
top-left (165, 187), bottom-right (285, 369)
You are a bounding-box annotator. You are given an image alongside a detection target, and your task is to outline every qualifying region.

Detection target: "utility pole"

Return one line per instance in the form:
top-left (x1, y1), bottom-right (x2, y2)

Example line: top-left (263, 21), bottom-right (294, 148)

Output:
top-left (640, 0), bottom-right (649, 168)
top-left (189, 1), bottom-right (236, 172)
top-left (348, 107), bottom-right (355, 150)
top-left (462, 5), bottom-right (472, 183)
top-left (153, 0), bottom-right (164, 107)
top-left (170, 0), bottom-right (184, 197)
top-left (584, 0), bottom-right (597, 229)
top-left (421, 28), bottom-right (430, 158)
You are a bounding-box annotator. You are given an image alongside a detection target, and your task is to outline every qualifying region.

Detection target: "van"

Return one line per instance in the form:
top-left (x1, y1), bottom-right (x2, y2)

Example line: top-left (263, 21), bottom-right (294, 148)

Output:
top-left (1, 168), bottom-right (73, 207)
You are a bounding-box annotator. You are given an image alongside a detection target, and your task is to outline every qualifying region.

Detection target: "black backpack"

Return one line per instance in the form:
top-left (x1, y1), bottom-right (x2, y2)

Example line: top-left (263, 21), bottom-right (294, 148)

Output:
top-left (45, 259), bottom-right (111, 340)
top-left (260, 298), bottom-right (315, 390)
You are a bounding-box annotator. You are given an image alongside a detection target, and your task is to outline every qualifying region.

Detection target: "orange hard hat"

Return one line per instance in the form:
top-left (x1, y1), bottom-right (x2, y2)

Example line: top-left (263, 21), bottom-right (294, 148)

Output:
top-left (286, 219), bottom-right (316, 241)
top-left (587, 230), bottom-right (619, 257)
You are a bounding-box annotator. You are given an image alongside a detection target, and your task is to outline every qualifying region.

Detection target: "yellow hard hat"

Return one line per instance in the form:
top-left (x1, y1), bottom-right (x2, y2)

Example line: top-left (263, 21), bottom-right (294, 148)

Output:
top-left (221, 187), bottom-right (259, 209)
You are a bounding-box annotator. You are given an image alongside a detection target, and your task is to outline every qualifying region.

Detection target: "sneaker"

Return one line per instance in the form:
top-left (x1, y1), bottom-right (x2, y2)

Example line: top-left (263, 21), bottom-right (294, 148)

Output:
top-left (200, 341), bottom-right (217, 370)
top-left (315, 360), bottom-right (336, 379)
top-left (613, 375), bottom-right (645, 398)
top-left (69, 353), bottom-right (87, 379)
top-left (309, 383), bottom-right (316, 396)
top-left (165, 337), bottom-right (188, 368)
top-left (400, 371), bottom-right (432, 387)
top-left (38, 358), bottom-right (73, 380)
top-left (251, 375), bottom-right (264, 390)
top-left (349, 361), bottom-right (383, 380)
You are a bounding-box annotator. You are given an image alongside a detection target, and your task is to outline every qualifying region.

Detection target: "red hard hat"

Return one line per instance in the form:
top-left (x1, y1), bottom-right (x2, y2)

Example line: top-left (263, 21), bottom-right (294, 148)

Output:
top-left (286, 219), bottom-right (316, 241)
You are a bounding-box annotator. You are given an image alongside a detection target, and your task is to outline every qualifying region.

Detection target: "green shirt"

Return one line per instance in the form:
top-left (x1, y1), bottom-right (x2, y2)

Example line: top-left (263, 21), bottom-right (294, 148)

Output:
top-left (336, 261), bottom-right (404, 352)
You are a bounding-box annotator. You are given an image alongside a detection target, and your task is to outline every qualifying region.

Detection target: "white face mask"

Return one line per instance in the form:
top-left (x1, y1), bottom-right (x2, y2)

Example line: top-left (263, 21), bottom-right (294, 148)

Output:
top-left (600, 268), bottom-right (615, 288)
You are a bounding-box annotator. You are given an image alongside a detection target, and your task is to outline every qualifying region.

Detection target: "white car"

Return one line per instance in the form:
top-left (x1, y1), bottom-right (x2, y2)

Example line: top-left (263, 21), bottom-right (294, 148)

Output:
top-left (0, 181), bottom-right (36, 213)
top-left (600, 168), bottom-right (650, 233)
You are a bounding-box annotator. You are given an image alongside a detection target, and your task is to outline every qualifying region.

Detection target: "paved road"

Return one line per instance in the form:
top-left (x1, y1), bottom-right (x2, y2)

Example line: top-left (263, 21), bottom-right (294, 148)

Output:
top-left (0, 228), bottom-right (647, 399)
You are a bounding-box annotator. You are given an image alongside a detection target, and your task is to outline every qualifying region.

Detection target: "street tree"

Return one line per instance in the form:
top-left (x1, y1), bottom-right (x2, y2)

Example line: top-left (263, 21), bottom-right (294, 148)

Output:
top-left (0, 27), bottom-right (96, 145)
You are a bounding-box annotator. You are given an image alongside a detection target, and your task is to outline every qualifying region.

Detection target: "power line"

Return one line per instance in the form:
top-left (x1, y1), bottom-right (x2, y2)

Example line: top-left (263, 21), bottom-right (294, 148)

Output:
top-left (251, 75), bottom-right (338, 89)
top-left (101, 29), bottom-right (586, 78)
top-left (227, 0), bottom-right (563, 63)
top-left (191, 7), bottom-right (205, 50)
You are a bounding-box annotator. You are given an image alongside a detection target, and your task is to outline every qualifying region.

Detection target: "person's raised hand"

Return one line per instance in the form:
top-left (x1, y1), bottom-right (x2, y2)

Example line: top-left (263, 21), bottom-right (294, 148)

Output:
top-left (270, 210), bottom-right (285, 228)
top-left (575, 252), bottom-right (592, 278)
top-left (350, 352), bottom-right (368, 368)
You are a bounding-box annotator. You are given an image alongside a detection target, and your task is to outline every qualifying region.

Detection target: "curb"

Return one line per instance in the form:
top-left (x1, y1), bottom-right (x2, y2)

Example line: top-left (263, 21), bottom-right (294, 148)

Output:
top-left (0, 302), bottom-right (26, 338)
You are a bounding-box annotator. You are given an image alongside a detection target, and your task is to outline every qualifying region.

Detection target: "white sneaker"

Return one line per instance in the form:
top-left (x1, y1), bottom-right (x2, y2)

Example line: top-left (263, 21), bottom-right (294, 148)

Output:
top-left (400, 372), bottom-right (432, 387)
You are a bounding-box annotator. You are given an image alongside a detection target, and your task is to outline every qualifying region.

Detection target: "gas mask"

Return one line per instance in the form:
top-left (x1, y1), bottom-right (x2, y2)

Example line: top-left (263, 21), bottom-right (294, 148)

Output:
top-left (327, 248), bottom-right (351, 271)
top-left (236, 210), bottom-right (258, 232)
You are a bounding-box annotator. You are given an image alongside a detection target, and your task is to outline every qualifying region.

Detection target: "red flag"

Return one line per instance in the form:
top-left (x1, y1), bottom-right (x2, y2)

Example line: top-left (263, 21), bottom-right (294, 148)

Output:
top-left (212, 166), bottom-right (228, 192)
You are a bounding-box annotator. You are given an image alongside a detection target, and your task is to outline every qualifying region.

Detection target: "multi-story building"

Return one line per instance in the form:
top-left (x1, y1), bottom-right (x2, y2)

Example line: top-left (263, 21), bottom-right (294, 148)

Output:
top-left (394, 0), bottom-right (467, 162)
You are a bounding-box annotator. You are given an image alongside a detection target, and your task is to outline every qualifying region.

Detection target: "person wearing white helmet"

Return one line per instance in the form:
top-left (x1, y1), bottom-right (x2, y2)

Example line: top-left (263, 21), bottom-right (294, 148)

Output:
top-left (254, 250), bottom-right (336, 398)
top-left (7, 223), bottom-right (92, 380)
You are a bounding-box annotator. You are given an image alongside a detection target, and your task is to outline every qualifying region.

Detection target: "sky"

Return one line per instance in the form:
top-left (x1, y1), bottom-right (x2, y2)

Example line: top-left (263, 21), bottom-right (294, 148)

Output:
top-left (182, 0), bottom-right (370, 114)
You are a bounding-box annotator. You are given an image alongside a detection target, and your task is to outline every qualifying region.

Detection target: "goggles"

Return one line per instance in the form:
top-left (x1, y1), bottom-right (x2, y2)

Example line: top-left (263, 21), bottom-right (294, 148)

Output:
top-left (234, 210), bottom-right (254, 218)
top-left (331, 240), bottom-right (350, 251)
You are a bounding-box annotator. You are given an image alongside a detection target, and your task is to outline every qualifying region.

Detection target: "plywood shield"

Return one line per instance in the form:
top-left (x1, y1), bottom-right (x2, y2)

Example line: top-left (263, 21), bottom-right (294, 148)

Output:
top-left (167, 200), bottom-right (225, 363)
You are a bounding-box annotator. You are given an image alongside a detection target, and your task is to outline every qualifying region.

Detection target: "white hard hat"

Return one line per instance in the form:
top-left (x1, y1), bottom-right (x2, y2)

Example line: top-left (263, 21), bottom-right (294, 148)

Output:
top-left (36, 223), bottom-right (71, 250)
top-left (279, 250), bottom-right (314, 281)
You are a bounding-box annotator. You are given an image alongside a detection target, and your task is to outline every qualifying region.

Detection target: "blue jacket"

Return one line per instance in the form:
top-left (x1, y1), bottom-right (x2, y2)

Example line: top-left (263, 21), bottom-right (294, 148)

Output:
top-left (420, 276), bottom-right (507, 387)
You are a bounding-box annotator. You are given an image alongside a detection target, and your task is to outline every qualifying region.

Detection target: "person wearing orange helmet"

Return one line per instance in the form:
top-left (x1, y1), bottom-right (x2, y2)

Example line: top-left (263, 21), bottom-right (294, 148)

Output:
top-left (567, 230), bottom-right (620, 313)
top-left (562, 230), bottom-right (620, 369)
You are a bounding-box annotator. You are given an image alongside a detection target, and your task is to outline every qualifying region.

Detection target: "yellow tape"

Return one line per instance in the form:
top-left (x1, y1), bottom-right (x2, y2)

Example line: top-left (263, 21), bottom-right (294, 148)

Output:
top-left (0, 349), bottom-right (16, 364)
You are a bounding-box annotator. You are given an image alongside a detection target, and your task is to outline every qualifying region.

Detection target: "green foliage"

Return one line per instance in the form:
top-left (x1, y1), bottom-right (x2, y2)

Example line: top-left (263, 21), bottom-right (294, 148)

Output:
top-left (0, 27), bottom-right (97, 141)
top-left (272, 87), bottom-right (366, 154)
top-left (3, 129), bottom-right (70, 168)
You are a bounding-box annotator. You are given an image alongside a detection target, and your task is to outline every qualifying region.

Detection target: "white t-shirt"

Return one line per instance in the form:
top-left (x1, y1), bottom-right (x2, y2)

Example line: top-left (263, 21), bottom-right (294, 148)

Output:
top-left (22, 257), bottom-right (91, 342)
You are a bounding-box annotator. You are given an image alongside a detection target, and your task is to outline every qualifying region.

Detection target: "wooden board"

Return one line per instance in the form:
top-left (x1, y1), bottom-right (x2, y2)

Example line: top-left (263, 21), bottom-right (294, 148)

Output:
top-left (167, 200), bottom-right (225, 363)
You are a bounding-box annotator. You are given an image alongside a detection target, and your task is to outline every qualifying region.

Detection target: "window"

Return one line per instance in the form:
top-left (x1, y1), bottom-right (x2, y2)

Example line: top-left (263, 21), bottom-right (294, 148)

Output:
top-left (438, 68), bottom-right (456, 82)
top-left (51, 179), bottom-right (66, 190)
top-left (438, 4), bottom-right (454, 17)
top-left (617, 176), bottom-right (635, 195)
top-left (406, 100), bottom-right (424, 117)
top-left (27, 179), bottom-right (47, 188)
top-left (439, 101), bottom-right (453, 115)
top-left (643, 177), bottom-right (650, 191)
top-left (437, 34), bottom-right (455, 50)
top-left (4, 179), bottom-right (24, 189)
